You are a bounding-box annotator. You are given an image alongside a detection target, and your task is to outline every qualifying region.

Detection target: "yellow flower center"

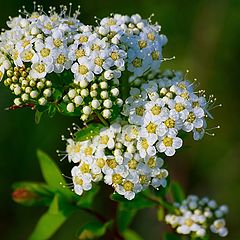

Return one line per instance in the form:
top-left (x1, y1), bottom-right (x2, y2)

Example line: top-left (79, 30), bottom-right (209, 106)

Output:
top-left (111, 52), bottom-right (119, 61)
top-left (80, 163), bottom-right (90, 173)
top-left (44, 23), bottom-right (53, 30)
top-left (56, 54), bottom-right (66, 64)
top-left (74, 176), bottom-right (83, 185)
top-left (147, 157), bottom-right (156, 168)
top-left (135, 106), bottom-right (145, 116)
top-left (84, 147), bottom-right (93, 156)
top-left (180, 92), bottom-right (189, 99)
top-left (141, 139), bottom-right (149, 150)
top-left (123, 181), bottom-right (134, 191)
top-left (78, 65), bottom-right (89, 75)
top-left (187, 112), bottom-right (196, 123)
top-left (163, 136), bottom-right (173, 147)
top-left (147, 32), bottom-right (155, 41)
top-left (107, 19), bottom-right (116, 26)
top-left (79, 36), bottom-right (88, 43)
top-left (35, 63), bottom-right (45, 73)
top-left (75, 49), bottom-right (85, 58)
top-left (124, 134), bottom-right (132, 142)
top-left (138, 40), bottom-right (147, 49)
top-left (40, 48), bottom-right (50, 57)
top-left (96, 158), bottom-right (105, 168)
top-left (151, 105), bottom-right (161, 115)
top-left (94, 57), bottom-right (104, 66)
top-left (139, 175), bottom-right (148, 184)
top-left (53, 39), bottom-right (62, 48)
top-left (91, 44), bottom-right (101, 51)
top-left (22, 40), bottom-right (30, 48)
top-left (175, 103), bottom-right (185, 112)
top-left (152, 51), bottom-right (160, 61)
top-left (146, 122), bottom-right (157, 133)
top-left (132, 58), bottom-right (142, 68)
top-left (106, 158), bottom-right (117, 169)
top-left (100, 135), bottom-right (109, 145)
top-left (185, 219), bottom-right (194, 227)
top-left (165, 118), bottom-right (175, 128)
top-left (128, 159), bottom-right (138, 169)
top-left (23, 51), bottom-right (34, 61)
top-left (112, 174), bottom-right (122, 185)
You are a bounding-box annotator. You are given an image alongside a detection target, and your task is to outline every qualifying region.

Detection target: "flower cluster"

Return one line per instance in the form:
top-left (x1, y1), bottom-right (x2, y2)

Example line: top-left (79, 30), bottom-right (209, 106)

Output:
top-left (165, 195), bottom-right (228, 238)
top-left (64, 122), bottom-right (168, 200)
top-left (0, 5), bottom-right (167, 122)
top-left (123, 70), bottom-right (215, 156)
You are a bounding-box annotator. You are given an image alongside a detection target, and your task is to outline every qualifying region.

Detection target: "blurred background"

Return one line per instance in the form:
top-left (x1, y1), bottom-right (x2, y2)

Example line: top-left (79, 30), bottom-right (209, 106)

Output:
top-left (0, 0), bottom-right (239, 239)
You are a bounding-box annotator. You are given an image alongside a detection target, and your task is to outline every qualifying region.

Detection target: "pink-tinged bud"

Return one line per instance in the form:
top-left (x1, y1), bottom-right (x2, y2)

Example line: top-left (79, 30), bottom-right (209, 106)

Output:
top-left (12, 188), bottom-right (36, 203)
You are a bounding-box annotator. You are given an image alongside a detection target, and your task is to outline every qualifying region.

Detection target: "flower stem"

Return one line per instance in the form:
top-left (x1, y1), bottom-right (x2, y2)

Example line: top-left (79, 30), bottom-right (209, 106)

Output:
top-left (96, 111), bottom-right (110, 127)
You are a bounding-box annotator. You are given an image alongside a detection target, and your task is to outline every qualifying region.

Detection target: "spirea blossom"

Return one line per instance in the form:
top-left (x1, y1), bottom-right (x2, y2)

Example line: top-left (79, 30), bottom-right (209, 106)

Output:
top-left (165, 195), bottom-right (228, 238)
top-left (63, 122), bottom-right (168, 200)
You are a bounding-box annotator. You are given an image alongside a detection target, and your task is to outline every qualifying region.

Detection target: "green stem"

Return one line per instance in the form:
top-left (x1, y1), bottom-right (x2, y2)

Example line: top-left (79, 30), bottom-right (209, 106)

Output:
top-left (96, 111), bottom-right (110, 127)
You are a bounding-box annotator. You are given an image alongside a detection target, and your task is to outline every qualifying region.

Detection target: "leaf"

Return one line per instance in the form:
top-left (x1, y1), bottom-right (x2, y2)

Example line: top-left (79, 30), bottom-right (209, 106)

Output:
top-left (163, 233), bottom-right (181, 240)
top-left (171, 182), bottom-right (185, 203)
top-left (29, 195), bottom-right (74, 240)
top-left (74, 123), bottom-right (104, 142)
top-left (111, 192), bottom-right (157, 210)
top-left (117, 204), bottom-right (137, 232)
top-left (47, 104), bottom-right (57, 118)
top-left (157, 206), bottom-right (165, 222)
top-left (122, 229), bottom-right (143, 240)
top-left (12, 182), bottom-right (54, 207)
top-left (35, 110), bottom-right (43, 124)
top-left (37, 150), bottom-right (73, 199)
top-left (76, 185), bottom-right (100, 208)
top-left (78, 220), bottom-right (113, 240)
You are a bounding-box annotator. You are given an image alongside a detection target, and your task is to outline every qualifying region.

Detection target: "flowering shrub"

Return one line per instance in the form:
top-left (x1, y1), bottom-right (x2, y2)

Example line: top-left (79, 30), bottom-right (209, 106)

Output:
top-left (2, 4), bottom-right (227, 240)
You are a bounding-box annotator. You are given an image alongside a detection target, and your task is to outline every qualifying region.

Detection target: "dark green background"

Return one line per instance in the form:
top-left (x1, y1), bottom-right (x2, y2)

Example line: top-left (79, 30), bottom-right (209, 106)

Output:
top-left (0, 0), bottom-right (239, 239)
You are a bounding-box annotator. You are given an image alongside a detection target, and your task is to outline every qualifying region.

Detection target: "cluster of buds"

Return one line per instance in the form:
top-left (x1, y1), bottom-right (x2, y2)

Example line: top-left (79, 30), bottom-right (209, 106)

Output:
top-left (63, 78), bottom-right (123, 121)
top-left (3, 66), bottom-right (54, 106)
top-left (165, 195), bottom-right (228, 238)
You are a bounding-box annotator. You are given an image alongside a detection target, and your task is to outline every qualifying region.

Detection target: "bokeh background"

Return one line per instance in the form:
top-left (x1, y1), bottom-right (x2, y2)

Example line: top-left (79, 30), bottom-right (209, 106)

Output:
top-left (0, 0), bottom-right (239, 239)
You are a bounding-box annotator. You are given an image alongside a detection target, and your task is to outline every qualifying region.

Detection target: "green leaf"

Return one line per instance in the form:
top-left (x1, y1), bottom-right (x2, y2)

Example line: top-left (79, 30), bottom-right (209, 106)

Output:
top-left (171, 182), bottom-right (185, 203)
top-left (12, 182), bottom-right (53, 207)
top-left (47, 104), bottom-right (57, 118)
top-left (157, 206), bottom-right (165, 222)
top-left (117, 204), bottom-right (137, 233)
top-left (37, 150), bottom-right (73, 199)
top-left (74, 123), bottom-right (104, 142)
top-left (35, 110), bottom-right (43, 124)
top-left (122, 229), bottom-right (143, 240)
top-left (76, 185), bottom-right (100, 208)
top-left (163, 233), bottom-right (181, 240)
top-left (29, 195), bottom-right (74, 240)
top-left (78, 220), bottom-right (113, 240)
top-left (111, 192), bottom-right (157, 210)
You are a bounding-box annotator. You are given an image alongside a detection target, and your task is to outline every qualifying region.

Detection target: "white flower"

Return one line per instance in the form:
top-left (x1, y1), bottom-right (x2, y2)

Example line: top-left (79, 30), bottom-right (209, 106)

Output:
top-left (71, 166), bottom-right (92, 195)
top-left (29, 62), bottom-right (54, 79)
top-left (156, 130), bottom-right (183, 156)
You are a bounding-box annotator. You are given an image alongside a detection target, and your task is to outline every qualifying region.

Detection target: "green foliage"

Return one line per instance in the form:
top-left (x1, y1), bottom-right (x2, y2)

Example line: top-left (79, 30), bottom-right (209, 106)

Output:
top-left (35, 110), bottom-right (44, 124)
top-left (29, 195), bottom-right (75, 240)
top-left (37, 150), bottom-right (74, 199)
top-left (170, 181), bottom-right (185, 203)
top-left (78, 220), bottom-right (113, 240)
top-left (12, 182), bottom-right (53, 207)
top-left (76, 185), bottom-right (100, 209)
top-left (163, 233), bottom-right (182, 240)
top-left (157, 206), bottom-right (165, 222)
top-left (74, 123), bottom-right (105, 142)
top-left (122, 229), bottom-right (144, 240)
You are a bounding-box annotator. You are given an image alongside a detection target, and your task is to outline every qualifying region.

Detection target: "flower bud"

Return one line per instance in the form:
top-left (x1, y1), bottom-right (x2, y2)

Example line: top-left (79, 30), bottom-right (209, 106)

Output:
top-left (37, 82), bottom-right (44, 89)
top-left (104, 70), bottom-right (114, 80)
top-left (30, 90), bottom-right (39, 98)
top-left (111, 88), bottom-right (119, 97)
top-left (79, 79), bottom-right (88, 88)
top-left (102, 109), bottom-right (111, 118)
top-left (80, 114), bottom-right (88, 121)
top-left (21, 93), bottom-right (29, 102)
top-left (14, 86), bottom-right (21, 95)
top-left (83, 106), bottom-right (91, 115)
top-left (14, 98), bottom-right (21, 106)
top-left (43, 89), bottom-right (52, 98)
top-left (80, 89), bottom-right (89, 97)
top-left (99, 81), bottom-right (108, 89)
top-left (67, 103), bottom-right (75, 112)
top-left (116, 98), bottom-right (123, 106)
top-left (74, 95), bottom-right (83, 105)
top-left (99, 26), bottom-right (109, 35)
top-left (100, 91), bottom-right (108, 99)
top-left (12, 188), bottom-right (36, 204)
top-left (91, 99), bottom-right (100, 109)
top-left (103, 99), bottom-right (112, 108)
top-left (38, 97), bottom-right (47, 106)
top-left (68, 89), bottom-right (76, 99)
top-left (90, 90), bottom-right (97, 97)
top-left (25, 87), bottom-right (32, 94)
